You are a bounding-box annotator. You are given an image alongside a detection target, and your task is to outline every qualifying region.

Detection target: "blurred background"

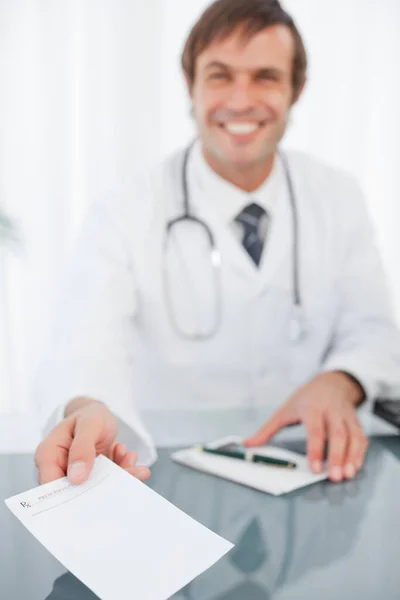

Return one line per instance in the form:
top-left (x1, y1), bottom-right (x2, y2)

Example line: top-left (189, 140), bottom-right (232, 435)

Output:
top-left (0, 0), bottom-right (399, 433)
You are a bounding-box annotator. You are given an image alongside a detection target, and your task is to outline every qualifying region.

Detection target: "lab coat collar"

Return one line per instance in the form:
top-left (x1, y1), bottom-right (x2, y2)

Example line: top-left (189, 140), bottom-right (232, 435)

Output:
top-left (190, 139), bottom-right (283, 223)
top-left (186, 139), bottom-right (289, 281)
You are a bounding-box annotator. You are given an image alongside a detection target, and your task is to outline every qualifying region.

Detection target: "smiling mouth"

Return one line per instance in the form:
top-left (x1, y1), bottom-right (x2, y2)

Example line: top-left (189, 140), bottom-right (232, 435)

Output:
top-left (218, 121), bottom-right (267, 135)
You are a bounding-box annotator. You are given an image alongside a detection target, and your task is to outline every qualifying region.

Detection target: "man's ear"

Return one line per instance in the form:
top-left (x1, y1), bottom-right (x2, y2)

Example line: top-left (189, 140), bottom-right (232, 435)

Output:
top-left (292, 76), bottom-right (307, 106)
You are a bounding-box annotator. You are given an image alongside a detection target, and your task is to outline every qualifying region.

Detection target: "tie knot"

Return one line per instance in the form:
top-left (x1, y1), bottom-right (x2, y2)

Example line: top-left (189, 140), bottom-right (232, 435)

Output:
top-left (235, 203), bottom-right (266, 228)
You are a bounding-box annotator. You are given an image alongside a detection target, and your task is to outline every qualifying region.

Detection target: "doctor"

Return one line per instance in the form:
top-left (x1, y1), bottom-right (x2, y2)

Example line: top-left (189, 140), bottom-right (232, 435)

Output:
top-left (35, 0), bottom-right (400, 486)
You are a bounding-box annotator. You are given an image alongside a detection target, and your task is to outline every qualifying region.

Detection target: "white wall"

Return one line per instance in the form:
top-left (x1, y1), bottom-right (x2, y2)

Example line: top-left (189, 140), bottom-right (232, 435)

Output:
top-left (0, 0), bottom-right (163, 413)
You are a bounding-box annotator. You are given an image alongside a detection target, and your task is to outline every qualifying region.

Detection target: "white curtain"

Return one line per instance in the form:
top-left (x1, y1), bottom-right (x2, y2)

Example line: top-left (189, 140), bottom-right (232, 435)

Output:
top-left (0, 0), bottom-right (399, 414)
top-left (0, 0), bottom-right (164, 413)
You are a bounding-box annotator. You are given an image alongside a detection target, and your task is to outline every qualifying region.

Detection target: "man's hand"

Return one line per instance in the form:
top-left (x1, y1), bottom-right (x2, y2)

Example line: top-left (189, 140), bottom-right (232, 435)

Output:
top-left (35, 399), bottom-right (151, 485)
top-left (244, 372), bottom-right (368, 482)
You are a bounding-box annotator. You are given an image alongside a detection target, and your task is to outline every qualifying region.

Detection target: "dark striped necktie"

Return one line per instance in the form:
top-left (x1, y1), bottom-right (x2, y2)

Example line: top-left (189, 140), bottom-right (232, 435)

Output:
top-left (234, 202), bottom-right (268, 266)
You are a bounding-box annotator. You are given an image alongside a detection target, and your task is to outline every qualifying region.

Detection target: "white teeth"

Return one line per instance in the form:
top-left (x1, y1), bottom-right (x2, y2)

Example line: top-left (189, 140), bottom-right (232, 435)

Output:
top-left (224, 122), bottom-right (260, 135)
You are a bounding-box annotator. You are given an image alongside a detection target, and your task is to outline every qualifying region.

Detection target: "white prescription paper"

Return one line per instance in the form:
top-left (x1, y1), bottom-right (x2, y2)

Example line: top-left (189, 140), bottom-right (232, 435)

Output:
top-left (5, 455), bottom-right (233, 600)
top-left (172, 436), bottom-right (328, 496)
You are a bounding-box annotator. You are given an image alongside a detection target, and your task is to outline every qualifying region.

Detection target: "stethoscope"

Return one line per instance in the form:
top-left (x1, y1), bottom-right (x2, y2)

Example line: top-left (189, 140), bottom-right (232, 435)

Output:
top-left (163, 140), bottom-right (307, 342)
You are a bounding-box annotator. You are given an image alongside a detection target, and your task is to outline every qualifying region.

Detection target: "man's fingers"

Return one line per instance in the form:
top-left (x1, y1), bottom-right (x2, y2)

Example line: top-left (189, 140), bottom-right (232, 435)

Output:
top-left (343, 417), bottom-right (368, 479)
top-left (244, 409), bottom-right (296, 447)
top-left (118, 450), bottom-right (137, 470)
top-left (113, 443), bottom-right (127, 465)
top-left (67, 417), bottom-right (101, 484)
top-left (116, 448), bottom-right (151, 481)
top-left (134, 466), bottom-right (151, 481)
top-left (34, 425), bottom-right (71, 484)
top-left (327, 417), bottom-right (349, 482)
top-left (37, 462), bottom-right (66, 485)
top-left (304, 413), bottom-right (326, 473)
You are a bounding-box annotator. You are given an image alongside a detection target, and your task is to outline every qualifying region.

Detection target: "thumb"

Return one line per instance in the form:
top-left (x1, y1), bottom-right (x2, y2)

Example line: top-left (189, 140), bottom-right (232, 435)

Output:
top-left (243, 409), bottom-right (295, 447)
top-left (67, 417), bottom-right (101, 484)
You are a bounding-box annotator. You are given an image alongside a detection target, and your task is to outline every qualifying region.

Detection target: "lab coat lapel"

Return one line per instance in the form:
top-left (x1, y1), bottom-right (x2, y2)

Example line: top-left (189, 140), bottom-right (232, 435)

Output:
top-left (183, 142), bottom-right (292, 283)
top-left (192, 174), bottom-right (292, 287)
top-left (184, 160), bottom-right (254, 280)
top-left (257, 180), bottom-right (292, 290)
top-left (191, 188), bottom-right (259, 280)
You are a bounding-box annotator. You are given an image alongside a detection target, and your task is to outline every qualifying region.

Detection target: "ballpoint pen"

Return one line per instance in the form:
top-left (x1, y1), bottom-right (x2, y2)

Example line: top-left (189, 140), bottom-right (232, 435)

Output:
top-left (198, 445), bottom-right (297, 469)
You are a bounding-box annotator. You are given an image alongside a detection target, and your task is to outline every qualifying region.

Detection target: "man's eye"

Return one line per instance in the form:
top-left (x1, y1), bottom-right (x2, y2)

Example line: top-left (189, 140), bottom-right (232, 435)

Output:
top-left (209, 72), bottom-right (228, 80)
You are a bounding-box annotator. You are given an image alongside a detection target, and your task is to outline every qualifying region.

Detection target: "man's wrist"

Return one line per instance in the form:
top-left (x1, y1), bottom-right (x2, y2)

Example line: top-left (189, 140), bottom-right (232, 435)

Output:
top-left (332, 371), bottom-right (366, 407)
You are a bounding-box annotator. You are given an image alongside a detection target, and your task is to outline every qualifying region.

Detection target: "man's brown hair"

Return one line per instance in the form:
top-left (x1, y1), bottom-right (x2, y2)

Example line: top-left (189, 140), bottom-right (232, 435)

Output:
top-left (181, 0), bottom-right (307, 101)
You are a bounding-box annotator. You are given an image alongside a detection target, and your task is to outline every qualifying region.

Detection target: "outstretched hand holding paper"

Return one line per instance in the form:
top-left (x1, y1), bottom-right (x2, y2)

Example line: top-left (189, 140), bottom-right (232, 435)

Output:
top-left (5, 455), bottom-right (233, 600)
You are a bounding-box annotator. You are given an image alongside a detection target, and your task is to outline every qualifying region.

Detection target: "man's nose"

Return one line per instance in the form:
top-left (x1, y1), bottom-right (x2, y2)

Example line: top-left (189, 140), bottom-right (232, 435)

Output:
top-left (227, 79), bottom-right (255, 114)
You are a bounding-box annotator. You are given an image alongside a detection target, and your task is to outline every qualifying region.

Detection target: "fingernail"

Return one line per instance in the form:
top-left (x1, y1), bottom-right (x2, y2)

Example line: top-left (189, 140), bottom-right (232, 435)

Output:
top-left (68, 461), bottom-right (86, 481)
top-left (330, 466), bottom-right (343, 481)
top-left (344, 464), bottom-right (356, 479)
top-left (312, 460), bottom-right (323, 474)
top-left (119, 443), bottom-right (127, 455)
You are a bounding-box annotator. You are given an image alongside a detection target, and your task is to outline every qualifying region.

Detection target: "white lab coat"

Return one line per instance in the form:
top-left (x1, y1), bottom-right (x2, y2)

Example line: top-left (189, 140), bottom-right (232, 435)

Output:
top-left (35, 144), bottom-right (400, 465)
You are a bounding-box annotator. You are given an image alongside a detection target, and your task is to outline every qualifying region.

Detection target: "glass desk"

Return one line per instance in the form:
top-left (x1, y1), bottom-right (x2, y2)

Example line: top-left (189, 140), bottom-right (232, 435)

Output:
top-left (1, 434), bottom-right (400, 600)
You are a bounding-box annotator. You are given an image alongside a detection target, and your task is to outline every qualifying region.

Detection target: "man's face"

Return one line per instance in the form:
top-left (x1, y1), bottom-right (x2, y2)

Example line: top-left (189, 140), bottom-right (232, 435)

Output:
top-left (189, 25), bottom-right (300, 170)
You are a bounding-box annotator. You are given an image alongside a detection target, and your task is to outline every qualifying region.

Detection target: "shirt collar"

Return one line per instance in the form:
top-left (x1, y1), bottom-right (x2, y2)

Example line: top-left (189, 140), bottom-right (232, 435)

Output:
top-left (190, 139), bottom-right (283, 223)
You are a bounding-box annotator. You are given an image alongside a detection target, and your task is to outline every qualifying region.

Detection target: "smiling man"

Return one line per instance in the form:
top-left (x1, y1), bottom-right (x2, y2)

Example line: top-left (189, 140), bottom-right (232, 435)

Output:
top-left (184, 12), bottom-right (303, 192)
top-left (35, 0), bottom-right (400, 487)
